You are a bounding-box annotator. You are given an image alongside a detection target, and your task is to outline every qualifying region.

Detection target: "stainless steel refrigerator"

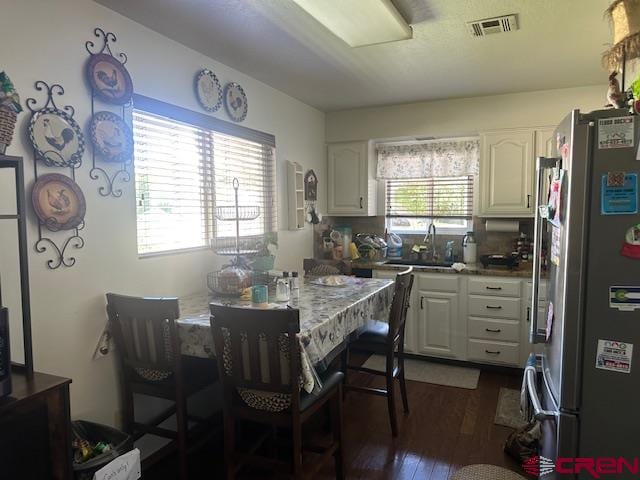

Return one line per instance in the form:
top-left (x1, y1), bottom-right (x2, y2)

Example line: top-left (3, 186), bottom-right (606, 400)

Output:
top-left (524, 108), bottom-right (640, 478)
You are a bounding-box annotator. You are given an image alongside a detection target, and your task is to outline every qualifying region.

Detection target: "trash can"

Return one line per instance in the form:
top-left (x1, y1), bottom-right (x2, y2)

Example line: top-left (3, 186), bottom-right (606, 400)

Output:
top-left (72, 420), bottom-right (133, 480)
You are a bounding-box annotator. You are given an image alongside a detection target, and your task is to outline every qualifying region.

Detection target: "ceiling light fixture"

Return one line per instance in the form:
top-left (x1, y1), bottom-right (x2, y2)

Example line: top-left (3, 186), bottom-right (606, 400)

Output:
top-left (291, 0), bottom-right (412, 47)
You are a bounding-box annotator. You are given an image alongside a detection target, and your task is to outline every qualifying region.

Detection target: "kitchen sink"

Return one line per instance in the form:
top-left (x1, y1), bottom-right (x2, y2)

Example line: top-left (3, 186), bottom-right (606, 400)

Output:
top-left (384, 259), bottom-right (454, 268)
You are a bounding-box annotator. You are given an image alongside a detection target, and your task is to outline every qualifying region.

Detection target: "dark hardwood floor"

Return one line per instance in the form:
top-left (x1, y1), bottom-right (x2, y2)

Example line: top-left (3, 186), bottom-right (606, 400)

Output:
top-left (144, 355), bottom-right (524, 479)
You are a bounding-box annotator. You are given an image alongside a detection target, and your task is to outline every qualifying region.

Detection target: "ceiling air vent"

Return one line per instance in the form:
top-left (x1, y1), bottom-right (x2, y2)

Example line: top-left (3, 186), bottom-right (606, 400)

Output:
top-left (467, 14), bottom-right (518, 37)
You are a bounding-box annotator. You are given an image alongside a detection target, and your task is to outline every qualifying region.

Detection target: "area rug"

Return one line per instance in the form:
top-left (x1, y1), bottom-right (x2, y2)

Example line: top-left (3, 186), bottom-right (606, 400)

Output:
top-left (494, 387), bottom-right (527, 429)
top-left (450, 464), bottom-right (527, 480)
top-left (362, 354), bottom-right (480, 389)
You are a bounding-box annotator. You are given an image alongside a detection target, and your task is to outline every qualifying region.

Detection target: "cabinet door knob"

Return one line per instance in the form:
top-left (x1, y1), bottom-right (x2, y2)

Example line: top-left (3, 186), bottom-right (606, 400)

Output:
top-left (527, 194), bottom-right (531, 208)
top-left (486, 305), bottom-right (503, 310)
top-left (485, 350), bottom-right (501, 355)
top-left (486, 286), bottom-right (502, 291)
top-left (485, 328), bottom-right (502, 333)
top-left (420, 296), bottom-right (424, 309)
top-left (359, 197), bottom-right (363, 209)
top-left (526, 306), bottom-right (531, 323)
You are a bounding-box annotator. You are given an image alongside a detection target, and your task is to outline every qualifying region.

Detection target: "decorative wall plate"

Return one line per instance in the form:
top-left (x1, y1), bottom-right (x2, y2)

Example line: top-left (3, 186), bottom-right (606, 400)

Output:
top-left (89, 111), bottom-right (133, 163)
top-left (87, 53), bottom-right (133, 105)
top-left (32, 173), bottom-right (86, 231)
top-left (29, 108), bottom-right (85, 168)
top-left (195, 69), bottom-right (222, 112)
top-left (223, 82), bottom-right (248, 122)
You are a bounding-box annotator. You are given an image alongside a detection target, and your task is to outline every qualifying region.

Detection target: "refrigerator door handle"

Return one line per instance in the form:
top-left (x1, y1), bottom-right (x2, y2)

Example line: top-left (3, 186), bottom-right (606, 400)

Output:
top-left (524, 354), bottom-right (557, 421)
top-left (530, 156), bottom-right (561, 344)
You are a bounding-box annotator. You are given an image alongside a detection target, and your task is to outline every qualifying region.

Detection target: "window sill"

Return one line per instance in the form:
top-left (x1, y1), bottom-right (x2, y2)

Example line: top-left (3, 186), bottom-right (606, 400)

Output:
top-left (138, 245), bottom-right (210, 259)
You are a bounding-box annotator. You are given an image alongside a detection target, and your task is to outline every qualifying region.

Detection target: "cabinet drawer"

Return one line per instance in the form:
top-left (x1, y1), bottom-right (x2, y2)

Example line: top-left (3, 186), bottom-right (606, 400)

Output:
top-left (468, 317), bottom-right (520, 342)
top-left (417, 274), bottom-right (459, 293)
top-left (467, 339), bottom-right (520, 366)
top-left (468, 296), bottom-right (521, 320)
top-left (468, 277), bottom-right (521, 297)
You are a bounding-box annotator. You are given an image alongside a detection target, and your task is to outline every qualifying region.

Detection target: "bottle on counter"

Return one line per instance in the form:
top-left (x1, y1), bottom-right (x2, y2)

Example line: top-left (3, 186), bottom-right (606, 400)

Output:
top-left (276, 272), bottom-right (291, 302)
top-left (290, 271), bottom-right (300, 298)
top-left (463, 231), bottom-right (477, 264)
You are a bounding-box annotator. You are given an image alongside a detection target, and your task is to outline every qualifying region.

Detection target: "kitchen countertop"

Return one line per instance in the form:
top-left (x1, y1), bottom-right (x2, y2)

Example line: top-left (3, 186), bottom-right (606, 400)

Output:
top-left (351, 260), bottom-right (534, 278)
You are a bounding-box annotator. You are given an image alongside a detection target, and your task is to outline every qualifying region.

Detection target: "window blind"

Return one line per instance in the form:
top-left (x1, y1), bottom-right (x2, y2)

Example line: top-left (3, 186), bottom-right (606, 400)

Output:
top-left (133, 109), bottom-right (276, 256)
top-left (133, 111), bottom-right (211, 255)
top-left (386, 176), bottom-right (474, 219)
top-left (212, 132), bottom-right (277, 240)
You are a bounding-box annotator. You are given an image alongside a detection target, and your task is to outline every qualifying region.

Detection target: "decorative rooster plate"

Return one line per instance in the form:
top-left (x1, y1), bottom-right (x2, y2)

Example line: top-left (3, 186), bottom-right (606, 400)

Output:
top-left (223, 82), bottom-right (248, 122)
top-left (195, 69), bottom-right (222, 112)
top-left (31, 173), bottom-right (86, 231)
top-left (29, 108), bottom-right (85, 168)
top-left (89, 111), bottom-right (133, 163)
top-left (87, 53), bottom-right (133, 105)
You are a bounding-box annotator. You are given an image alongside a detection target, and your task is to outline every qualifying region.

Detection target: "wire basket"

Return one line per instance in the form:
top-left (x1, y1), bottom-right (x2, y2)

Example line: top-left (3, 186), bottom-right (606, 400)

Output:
top-left (211, 236), bottom-right (260, 256)
top-left (207, 268), bottom-right (252, 296)
top-left (214, 205), bottom-right (260, 221)
top-left (0, 109), bottom-right (17, 154)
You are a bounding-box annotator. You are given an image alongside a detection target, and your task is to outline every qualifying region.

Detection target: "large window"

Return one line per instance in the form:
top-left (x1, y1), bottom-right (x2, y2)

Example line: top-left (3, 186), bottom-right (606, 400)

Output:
top-left (386, 176), bottom-right (473, 235)
top-left (133, 107), bottom-right (276, 256)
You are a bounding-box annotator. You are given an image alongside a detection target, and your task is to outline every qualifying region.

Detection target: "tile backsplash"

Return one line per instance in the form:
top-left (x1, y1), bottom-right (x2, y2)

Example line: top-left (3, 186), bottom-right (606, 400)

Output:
top-left (314, 216), bottom-right (533, 261)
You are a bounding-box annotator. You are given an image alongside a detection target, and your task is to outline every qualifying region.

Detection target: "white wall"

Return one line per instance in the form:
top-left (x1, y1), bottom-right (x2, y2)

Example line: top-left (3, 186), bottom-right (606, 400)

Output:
top-left (325, 85), bottom-right (606, 142)
top-left (0, 0), bottom-right (325, 425)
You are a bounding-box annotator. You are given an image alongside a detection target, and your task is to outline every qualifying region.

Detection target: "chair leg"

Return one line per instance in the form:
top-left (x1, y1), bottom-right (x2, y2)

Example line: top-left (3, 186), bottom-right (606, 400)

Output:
top-left (121, 387), bottom-right (135, 435)
top-left (224, 413), bottom-right (236, 480)
top-left (292, 420), bottom-right (303, 479)
top-left (340, 347), bottom-right (349, 399)
top-left (386, 353), bottom-right (398, 437)
top-left (175, 395), bottom-right (189, 480)
top-left (331, 385), bottom-right (345, 480)
top-left (398, 353), bottom-right (410, 414)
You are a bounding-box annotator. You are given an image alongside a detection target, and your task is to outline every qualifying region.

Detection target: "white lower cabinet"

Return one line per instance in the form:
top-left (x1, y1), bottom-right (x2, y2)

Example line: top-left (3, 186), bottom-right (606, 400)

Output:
top-left (373, 270), bottom-right (531, 367)
top-left (417, 290), bottom-right (461, 358)
top-left (415, 273), bottom-right (464, 359)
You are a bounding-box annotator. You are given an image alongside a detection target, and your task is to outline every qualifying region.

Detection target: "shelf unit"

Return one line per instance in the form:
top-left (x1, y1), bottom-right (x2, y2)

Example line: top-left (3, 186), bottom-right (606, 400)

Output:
top-left (287, 161), bottom-right (305, 230)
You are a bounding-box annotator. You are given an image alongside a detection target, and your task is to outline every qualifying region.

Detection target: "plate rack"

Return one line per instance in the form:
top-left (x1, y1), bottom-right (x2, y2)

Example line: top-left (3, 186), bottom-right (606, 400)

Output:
top-left (26, 81), bottom-right (85, 269)
top-left (85, 27), bottom-right (133, 197)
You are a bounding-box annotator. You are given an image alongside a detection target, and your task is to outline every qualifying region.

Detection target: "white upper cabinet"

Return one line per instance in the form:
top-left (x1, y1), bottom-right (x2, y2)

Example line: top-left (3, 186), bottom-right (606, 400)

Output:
top-left (535, 127), bottom-right (556, 159)
top-left (479, 129), bottom-right (535, 217)
top-left (327, 141), bottom-right (377, 216)
top-left (479, 127), bottom-right (555, 217)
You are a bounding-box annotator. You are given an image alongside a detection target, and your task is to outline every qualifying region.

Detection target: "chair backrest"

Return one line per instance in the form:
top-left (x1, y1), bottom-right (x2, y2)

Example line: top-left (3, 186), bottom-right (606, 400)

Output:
top-left (106, 293), bottom-right (181, 375)
top-left (387, 268), bottom-right (414, 343)
top-left (209, 304), bottom-right (301, 410)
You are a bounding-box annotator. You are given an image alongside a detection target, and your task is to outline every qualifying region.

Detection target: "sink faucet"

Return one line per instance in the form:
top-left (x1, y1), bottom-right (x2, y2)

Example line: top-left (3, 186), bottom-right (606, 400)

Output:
top-left (423, 223), bottom-right (438, 260)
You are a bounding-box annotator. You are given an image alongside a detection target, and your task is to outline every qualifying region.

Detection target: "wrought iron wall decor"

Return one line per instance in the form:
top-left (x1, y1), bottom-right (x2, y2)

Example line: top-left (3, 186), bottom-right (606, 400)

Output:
top-left (26, 81), bottom-right (86, 269)
top-left (85, 27), bottom-right (133, 197)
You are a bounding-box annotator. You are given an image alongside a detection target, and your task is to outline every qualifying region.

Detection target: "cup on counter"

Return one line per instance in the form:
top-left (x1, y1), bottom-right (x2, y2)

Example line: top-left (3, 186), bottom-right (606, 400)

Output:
top-left (251, 285), bottom-right (268, 308)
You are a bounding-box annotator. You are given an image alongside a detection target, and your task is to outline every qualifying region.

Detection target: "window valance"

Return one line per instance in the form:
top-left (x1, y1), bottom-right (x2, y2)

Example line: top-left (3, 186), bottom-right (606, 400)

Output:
top-left (376, 137), bottom-right (480, 179)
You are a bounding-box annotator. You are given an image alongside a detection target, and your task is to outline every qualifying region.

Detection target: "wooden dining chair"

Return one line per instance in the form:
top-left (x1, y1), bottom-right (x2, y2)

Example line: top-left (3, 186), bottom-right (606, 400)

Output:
top-left (106, 293), bottom-right (218, 480)
top-left (341, 267), bottom-right (414, 437)
top-left (210, 304), bottom-right (345, 480)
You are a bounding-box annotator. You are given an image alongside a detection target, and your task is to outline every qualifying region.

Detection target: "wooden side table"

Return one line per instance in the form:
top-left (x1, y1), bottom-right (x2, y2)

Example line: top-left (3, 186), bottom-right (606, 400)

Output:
top-left (0, 369), bottom-right (72, 480)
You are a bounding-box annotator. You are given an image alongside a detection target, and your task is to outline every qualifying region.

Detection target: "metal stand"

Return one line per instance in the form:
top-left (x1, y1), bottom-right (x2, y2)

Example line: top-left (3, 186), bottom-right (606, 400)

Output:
top-left (0, 155), bottom-right (34, 377)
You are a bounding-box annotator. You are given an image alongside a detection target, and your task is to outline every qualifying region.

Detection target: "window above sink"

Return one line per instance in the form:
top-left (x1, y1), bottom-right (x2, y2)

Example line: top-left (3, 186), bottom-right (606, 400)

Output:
top-left (385, 177), bottom-right (474, 236)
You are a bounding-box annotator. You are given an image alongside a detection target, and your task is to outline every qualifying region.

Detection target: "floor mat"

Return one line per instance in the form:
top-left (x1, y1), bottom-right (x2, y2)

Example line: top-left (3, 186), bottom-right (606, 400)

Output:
top-left (494, 387), bottom-right (527, 429)
top-left (362, 354), bottom-right (480, 389)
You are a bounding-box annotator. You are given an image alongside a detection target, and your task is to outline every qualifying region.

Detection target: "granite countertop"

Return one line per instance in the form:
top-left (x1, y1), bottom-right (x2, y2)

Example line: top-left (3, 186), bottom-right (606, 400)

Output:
top-left (351, 260), bottom-right (534, 278)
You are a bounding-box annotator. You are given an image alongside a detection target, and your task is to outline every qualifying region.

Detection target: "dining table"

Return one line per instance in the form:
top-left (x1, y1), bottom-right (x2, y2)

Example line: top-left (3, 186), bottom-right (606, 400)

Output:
top-left (176, 276), bottom-right (395, 397)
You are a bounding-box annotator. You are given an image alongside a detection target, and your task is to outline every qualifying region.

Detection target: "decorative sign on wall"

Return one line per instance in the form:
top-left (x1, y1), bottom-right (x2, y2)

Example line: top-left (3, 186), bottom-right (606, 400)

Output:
top-left (85, 27), bottom-right (134, 197)
top-left (26, 81), bottom-right (85, 269)
top-left (304, 169), bottom-right (321, 224)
